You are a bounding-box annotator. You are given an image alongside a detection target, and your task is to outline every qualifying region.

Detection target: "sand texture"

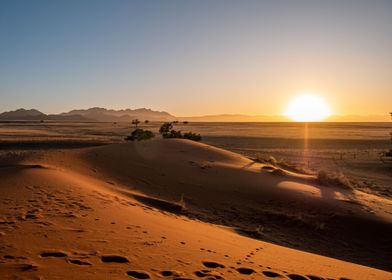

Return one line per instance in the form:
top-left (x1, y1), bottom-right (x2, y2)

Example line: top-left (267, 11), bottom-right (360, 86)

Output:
top-left (0, 139), bottom-right (391, 279)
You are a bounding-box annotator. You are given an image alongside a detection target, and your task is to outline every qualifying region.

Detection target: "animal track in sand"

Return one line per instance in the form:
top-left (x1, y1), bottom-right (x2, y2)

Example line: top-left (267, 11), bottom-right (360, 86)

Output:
top-left (40, 251), bottom-right (68, 258)
top-left (126, 270), bottom-right (150, 279)
top-left (101, 255), bottom-right (130, 263)
top-left (202, 261), bottom-right (225, 268)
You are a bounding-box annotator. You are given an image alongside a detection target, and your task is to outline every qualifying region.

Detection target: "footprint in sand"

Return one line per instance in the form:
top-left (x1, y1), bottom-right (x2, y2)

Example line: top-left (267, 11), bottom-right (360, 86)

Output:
top-left (202, 261), bottom-right (225, 269)
top-left (194, 270), bottom-right (224, 279)
top-left (126, 270), bottom-right (150, 279)
top-left (160, 271), bottom-right (180, 277)
top-left (9, 263), bottom-right (39, 272)
top-left (40, 251), bottom-right (68, 258)
top-left (262, 271), bottom-right (284, 278)
top-left (101, 255), bottom-right (130, 263)
top-left (236, 267), bottom-right (256, 275)
top-left (287, 274), bottom-right (310, 280)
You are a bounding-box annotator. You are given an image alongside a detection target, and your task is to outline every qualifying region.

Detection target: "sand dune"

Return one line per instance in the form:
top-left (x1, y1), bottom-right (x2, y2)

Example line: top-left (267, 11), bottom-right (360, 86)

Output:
top-left (0, 139), bottom-right (391, 279)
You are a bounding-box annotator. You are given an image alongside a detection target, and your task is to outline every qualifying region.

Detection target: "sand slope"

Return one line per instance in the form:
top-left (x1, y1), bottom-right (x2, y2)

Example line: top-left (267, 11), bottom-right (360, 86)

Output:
top-left (0, 139), bottom-right (391, 279)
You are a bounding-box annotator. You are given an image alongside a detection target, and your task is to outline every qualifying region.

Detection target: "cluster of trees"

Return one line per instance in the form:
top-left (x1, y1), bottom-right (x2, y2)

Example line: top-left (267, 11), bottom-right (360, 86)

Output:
top-left (124, 120), bottom-right (201, 142)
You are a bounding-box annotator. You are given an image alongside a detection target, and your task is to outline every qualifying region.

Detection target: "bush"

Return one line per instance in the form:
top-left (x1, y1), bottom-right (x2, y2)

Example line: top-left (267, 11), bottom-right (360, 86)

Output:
top-left (125, 128), bottom-right (155, 141)
top-left (159, 122), bottom-right (173, 137)
top-left (159, 122), bottom-right (202, 141)
top-left (183, 131), bottom-right (202, 141)
top-left (317, 170), bottom-right (353, 189)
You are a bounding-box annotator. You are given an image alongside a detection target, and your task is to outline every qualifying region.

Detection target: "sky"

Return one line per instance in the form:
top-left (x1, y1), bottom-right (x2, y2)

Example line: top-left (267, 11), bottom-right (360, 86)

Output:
top-left (0, 0), bottom-right (391, 117)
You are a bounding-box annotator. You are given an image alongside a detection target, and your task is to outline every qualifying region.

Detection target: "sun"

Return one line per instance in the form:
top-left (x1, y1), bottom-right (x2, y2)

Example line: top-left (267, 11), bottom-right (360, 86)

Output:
top-left (285, 94), bottom-right (331, 122)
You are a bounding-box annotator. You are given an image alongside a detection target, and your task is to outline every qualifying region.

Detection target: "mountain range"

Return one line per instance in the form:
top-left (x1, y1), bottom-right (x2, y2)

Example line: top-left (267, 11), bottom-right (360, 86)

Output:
top-left (0, 108), bottom-right (389, 122)
top-left (0, 108), bottom-right (176, 122)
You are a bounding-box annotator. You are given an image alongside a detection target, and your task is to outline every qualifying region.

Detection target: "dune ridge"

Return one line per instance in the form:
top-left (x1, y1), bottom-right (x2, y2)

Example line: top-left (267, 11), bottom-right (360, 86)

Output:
top-left (0, 139), bottom-right (391, 279)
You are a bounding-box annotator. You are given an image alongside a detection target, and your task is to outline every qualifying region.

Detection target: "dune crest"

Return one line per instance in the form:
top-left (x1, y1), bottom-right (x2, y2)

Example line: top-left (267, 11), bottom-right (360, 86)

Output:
top-left (0, 139), bottom-right (391, 279)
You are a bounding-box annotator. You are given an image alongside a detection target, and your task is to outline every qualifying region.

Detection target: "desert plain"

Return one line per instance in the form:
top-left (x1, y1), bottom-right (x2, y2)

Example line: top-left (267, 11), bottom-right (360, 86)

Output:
top-left (0, 121), bottom-right (391, 280)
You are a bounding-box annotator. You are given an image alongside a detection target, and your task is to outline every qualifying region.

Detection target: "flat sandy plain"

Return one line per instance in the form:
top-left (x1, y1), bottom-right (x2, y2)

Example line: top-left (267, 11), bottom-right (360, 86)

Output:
top-left (0, 121), bottom-right (391, 280)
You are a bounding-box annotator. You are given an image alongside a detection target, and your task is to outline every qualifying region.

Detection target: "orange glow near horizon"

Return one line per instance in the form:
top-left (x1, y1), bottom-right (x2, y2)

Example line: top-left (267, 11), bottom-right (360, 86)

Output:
top-left (285, 94), bottom-right (332, 122)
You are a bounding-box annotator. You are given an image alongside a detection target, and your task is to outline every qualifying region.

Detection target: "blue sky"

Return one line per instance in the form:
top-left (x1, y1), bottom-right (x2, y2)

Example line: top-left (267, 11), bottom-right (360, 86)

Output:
top-left (0, 0), bottom-right (391, 116)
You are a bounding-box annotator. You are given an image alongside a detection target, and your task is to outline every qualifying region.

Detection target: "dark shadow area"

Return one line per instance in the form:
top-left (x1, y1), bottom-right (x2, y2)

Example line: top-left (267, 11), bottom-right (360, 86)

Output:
top-left (130, 193), bottom-right (185, 214)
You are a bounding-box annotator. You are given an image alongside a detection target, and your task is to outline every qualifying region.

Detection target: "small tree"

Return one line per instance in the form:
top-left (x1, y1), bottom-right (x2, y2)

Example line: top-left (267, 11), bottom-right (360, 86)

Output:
top-left (132, 119), bottom-right (140, 128)
top-left (144, 120), bottom-right (149, 124)
top-left (159, 122), bottom-right (173, 137)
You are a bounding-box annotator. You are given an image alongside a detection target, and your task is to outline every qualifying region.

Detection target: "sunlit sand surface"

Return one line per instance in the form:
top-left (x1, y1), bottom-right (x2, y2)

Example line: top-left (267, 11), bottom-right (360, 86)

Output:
top-left (0, 122), bottom-right (391, 279)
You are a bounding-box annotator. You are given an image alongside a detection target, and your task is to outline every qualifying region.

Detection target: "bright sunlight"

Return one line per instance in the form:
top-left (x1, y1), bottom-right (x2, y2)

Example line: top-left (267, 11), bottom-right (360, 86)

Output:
top-left (285, 94), bottom-right (331, 122)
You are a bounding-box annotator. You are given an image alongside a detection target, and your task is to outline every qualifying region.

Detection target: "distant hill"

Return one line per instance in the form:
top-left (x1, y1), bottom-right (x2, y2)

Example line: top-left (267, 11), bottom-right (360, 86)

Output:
top-left (0, 109), bottom-right (46, 120)
top-left (0, 107), bottom-right (176, 122)
top-left (60, 107), bottom-right (176, 122)
top-left (0, 108), bottom-right (389, 122)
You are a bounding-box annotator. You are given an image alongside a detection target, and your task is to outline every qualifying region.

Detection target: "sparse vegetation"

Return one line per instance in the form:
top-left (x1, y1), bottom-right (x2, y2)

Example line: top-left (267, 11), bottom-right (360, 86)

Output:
top-left (255, 225), bottom-right (264, 235)
top-left (131, 119), bottom-right (140, 128)
top-left (255, 153), bottom-right (306, 174)
top-left (182, 131), bottom-right (202, 141)
top-left (255, 154), bottom-right (278, 165)
top-left (159, 122), bottom-right (202, 141)
top-left (178, 194), bottom-right (186, 209)
top-left (125, 128), bottom-right (154, 141)
top-left (316, 170), bottom-right (353, 189)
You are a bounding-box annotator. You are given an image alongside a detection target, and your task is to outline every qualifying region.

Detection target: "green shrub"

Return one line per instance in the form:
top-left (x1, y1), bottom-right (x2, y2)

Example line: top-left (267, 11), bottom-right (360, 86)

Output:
top-left (183, 131), bottom-right (202, 141)
top-left (125, 128), bottom-right (155, 141)
top-left (159, 122), bottom-right (173, 137)
top-left (159, 122), bottom-right (202, 141)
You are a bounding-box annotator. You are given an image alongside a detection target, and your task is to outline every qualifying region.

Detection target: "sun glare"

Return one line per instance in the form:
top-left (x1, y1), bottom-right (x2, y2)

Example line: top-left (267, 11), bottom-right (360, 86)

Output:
top-left (285, 94), bottom-right (331, 122)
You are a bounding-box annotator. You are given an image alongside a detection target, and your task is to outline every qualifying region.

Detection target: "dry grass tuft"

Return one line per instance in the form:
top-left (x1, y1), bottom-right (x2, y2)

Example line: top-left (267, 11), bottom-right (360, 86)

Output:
top-left (316, 170), bottom-right (353, 190)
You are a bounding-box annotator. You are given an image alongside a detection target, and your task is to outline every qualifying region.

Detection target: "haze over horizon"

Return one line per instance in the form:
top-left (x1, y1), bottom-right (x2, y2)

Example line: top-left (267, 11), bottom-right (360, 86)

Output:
top-left (1, 0), bottom-right (391, 118)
